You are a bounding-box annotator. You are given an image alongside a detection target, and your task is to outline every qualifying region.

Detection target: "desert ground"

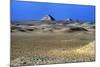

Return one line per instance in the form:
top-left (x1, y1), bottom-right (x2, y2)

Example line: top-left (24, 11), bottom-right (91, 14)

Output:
top-left (11, 21), bottom-right (95, 66)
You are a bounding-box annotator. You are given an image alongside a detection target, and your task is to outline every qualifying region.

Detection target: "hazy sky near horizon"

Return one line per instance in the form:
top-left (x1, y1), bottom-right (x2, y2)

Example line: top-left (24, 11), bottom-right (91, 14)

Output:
top-left (11, 0), bottom-right (95, 22)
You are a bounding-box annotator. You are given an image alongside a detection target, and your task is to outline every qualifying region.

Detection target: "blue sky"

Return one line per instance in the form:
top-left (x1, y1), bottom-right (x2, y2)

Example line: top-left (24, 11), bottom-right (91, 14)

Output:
top-left (11, 0), bottom-right (95, 22)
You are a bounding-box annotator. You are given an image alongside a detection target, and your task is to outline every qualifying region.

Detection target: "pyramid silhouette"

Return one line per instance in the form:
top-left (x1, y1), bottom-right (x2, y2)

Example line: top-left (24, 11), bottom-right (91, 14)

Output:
top-left (41, 15), bottom-right (55, 21)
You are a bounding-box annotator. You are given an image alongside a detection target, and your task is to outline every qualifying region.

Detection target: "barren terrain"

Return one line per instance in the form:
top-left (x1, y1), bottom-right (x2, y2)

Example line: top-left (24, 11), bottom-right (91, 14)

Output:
top-left (11, 30), bottom-right (95, 66)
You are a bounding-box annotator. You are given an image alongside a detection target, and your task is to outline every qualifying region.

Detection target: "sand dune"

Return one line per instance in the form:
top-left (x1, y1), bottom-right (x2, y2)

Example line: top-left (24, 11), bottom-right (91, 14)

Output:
top-left (47, 41), bottom-right (95, 60)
